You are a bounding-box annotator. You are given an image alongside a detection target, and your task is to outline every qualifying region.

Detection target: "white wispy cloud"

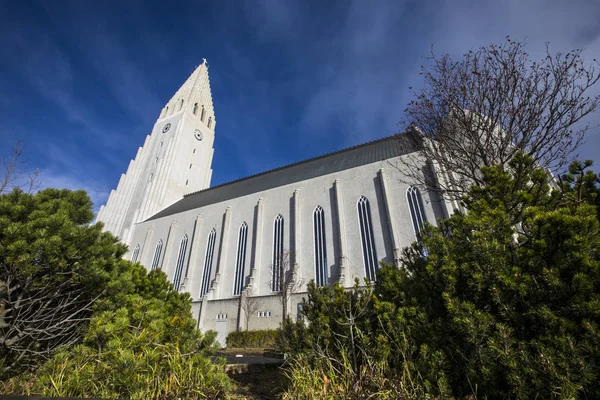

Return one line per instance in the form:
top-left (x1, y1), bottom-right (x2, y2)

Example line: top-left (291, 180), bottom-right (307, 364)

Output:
top-left (38, 169), bottom-right (110, 213)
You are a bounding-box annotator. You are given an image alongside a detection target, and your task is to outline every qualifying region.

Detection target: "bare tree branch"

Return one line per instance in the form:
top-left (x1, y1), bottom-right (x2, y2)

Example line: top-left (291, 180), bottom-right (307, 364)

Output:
top-left (239, 290), bottom-right (261, 331)
top-left (267, 249), bottom-right (304, 322)
top-left (0, 141), bottom-right (40, 195)
top-left (399, 38), bottom-right (600, 202)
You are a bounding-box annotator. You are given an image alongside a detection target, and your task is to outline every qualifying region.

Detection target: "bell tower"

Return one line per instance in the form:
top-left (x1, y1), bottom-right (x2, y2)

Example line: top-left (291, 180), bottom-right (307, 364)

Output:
top-left (96, 60), bottom-right (216, 245)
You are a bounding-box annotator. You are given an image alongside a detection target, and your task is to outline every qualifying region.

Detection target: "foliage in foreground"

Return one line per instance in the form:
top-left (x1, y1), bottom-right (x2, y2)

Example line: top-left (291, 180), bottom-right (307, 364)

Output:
top-left (4, 263), bottom-right (231, 399)
top-left (281, 154), bottom-right (600, 399)
top-left (0, 188), bottom-right (231, 399)
top-left (0, 188), bottom-right (127, 376)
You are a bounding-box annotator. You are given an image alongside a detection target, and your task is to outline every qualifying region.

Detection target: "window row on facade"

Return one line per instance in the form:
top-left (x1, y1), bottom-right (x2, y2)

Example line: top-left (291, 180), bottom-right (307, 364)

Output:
top-left (132, 187), bottom-right (427, 297)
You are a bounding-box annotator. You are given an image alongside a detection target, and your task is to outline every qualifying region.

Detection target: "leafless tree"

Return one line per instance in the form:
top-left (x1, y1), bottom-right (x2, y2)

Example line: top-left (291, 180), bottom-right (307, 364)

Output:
top-left (0, 272), bottom-right (97, 374)
top-left (240, 289), bottom-right (261, 331)
top-left (1, 141), bottom-right (40, 195)
top-left (267, 249), bottom-right (304, 322)
top-left (399, 38), bottom-right (600, 201)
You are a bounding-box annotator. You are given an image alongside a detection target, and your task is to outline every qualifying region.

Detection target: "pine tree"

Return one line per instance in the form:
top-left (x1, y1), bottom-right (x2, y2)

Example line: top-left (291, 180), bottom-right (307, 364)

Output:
top-left (0, 188), bottom-right (126, 376)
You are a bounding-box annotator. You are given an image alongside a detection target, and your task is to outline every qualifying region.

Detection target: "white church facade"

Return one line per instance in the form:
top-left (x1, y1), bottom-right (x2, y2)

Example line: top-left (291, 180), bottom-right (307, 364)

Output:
top-left (96, 61), bottom-right (453, 344)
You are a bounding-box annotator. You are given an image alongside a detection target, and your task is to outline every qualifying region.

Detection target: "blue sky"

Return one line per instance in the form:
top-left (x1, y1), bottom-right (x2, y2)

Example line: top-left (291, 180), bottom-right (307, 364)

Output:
top-left (1, 0), bottom-right (599, 211)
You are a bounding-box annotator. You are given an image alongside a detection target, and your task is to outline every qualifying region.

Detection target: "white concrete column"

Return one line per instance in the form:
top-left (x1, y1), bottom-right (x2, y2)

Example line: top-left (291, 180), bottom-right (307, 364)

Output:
top-left (141, 225), bottom-right (155, 269)
top-left (141, 135), bottom-right (174, 220)
top-left (211, 206), bottom-right (232, 300)
top-left (160, 219), bottom-right (178, 274)
top-left (115, 158), bottom-right (141, 242)
top-left (247, 198), bottom-right (264, 294)
top-left (378, 168), bottom-right (401, 266)
top-left (198, 298), bottom-right (209, 330)
top-left (103, 189), bottom-right (116, 231)
top-left (292, 189), bottom-right (301, 282)
top-left (182, 214), bottom-right (203, 295)
top-left (333, 180), bottom-right (349, 285)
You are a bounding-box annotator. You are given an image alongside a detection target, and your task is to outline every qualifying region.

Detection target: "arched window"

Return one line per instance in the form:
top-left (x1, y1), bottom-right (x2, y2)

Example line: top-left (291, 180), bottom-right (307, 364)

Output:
top-left (178, 99), bottom-right (184, 111)
top-left (193, 103), bottom-right (198, 115)
top-left (358, 196), bottom-right (378, 281)
top-left (200, 106), bottom-right (205, 122)
top-left (173, 235), bottom-right (188, 291)
top-left (165, 106), bottom-right (169, 115)
top-left (313, 206), bottom-right (328, 287)
top-left (407, 186), bottom-right (427, 237)
top-left (200, 229), bottom-right (217, 297)
top-left (233, 222), bottom-right (248, 296)
top-left (207, 117), bottom-right (212, 129)
top-left (131, 244), bottom-right (140, 263)
top-left (272, 214), bottom-right (284, 292)
top-left (151, 239), bottom-right (163, 270)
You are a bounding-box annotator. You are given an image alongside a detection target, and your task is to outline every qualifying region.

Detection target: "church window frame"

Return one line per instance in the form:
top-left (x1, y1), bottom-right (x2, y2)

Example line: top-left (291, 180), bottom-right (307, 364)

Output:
top-left (207, 117), bottom-right (212, 129)
top-left (193, 103), bottom-right (198, 115)
top-left (357, 196), bottom-right (378, 281)
top-left (233, 222), bottom-right (249, 296)
top-left (179, 99), bottom-right (184, 111)
top-left (407, 186), bottom-right (427, 238)
top-left (131, 244), bottom-right (140, 263)
top-left (313, 206), bottom-right (328, 287)
top-left (173, 235), bottom-right (188, 291)
top-left (271, 214), bottom-right (284, 292)
top-left (200, 106), bottom-right (205, 122)
top-left (200, 229), bottom-right (217, 297)
top-left (151, 239), bottom-right (163, 270)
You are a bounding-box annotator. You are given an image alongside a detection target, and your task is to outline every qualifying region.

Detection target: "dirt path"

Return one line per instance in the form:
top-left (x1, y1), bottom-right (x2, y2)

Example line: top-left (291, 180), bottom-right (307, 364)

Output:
top-left (228, 366), bottom-right (288, 399)
top-left (218, 349), bottom-right (287, 399)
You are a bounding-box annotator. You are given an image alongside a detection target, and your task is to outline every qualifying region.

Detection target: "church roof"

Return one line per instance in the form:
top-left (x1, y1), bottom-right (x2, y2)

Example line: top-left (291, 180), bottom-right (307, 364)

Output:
top-left (144, 133), bottom-right (417, 221)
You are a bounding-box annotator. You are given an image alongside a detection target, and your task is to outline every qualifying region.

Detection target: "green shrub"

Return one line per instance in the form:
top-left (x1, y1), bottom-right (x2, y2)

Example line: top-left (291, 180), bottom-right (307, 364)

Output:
top-left (2, 255), bottom-right (231, 399)
top-left (0, 188), bottom-right (128, 377)
top-left (226, 329), bottom-right (279, 348)
top-left (281, 156), bottom-right (600, 399)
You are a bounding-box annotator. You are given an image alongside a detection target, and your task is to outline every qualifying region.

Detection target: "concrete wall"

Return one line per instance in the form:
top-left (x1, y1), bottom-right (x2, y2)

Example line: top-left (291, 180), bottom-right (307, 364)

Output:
top-left (128, 148), bottom-right (448, 338)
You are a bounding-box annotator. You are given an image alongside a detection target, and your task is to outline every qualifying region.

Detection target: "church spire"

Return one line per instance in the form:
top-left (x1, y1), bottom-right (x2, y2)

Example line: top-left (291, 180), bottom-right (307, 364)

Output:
top-left (158, 60), bottom-right (215, 130)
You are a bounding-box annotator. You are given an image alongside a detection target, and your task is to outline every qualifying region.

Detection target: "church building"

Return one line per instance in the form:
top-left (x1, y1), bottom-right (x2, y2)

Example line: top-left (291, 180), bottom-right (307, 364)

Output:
top-left (96, 61), bottom-right (453, 345)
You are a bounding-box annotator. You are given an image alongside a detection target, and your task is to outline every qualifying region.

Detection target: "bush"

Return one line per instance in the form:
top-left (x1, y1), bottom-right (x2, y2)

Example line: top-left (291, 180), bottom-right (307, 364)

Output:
top-left (2, 251), bottom-right (231, 399)
top-left (226, 329), bottom-right (279, 348)
top-left (280, 156), bottom-right (600, 399)
top-left (0, 188), bottom-right (127, 376)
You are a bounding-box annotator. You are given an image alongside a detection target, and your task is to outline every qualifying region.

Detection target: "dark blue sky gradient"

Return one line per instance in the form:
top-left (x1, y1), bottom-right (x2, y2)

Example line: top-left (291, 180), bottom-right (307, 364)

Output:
top-left (1, 0), bottom-right (599, 209)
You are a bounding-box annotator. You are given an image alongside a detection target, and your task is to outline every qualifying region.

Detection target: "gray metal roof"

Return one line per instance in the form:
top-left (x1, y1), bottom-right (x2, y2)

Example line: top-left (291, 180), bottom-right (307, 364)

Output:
top-left (145, 133), bottom-right (418, 221)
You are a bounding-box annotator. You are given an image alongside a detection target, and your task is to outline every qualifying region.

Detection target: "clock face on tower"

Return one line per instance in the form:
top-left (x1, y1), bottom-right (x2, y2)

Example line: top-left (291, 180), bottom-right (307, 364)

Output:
top-left (162, 123), bottom-right (171, 133)
top-left (194, 129), bottom-right (203, 141)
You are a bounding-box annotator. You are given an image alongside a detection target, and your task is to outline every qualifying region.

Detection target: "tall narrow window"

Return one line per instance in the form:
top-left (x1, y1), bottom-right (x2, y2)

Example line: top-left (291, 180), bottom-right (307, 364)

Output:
top-left (358, 196), bottom-right (378, 281)
top-left (233, 222), bottom-right (248, 296)
top-left (131, 244), bottom-right (140, 263)
top-left (179, 99), bottom-right (184, 110)
top-left (193, 103), bottom-right (198, 115)
top-left (313, 206), bottom-right (328, 287)
top-left (151, 240), bottom-right (163, 270)
top-left (200, 229), bottom-right (217, 297)
top-left (407, 186), bottom-right (427, 237)
top-left (272, 214), bottom-right (284, 292)
top-left (173, 235), bottom-right (188, 291)
top-left (207, 117), bottom-right (212, 128)
top-left (200, 106), bottom-right (205, 122)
